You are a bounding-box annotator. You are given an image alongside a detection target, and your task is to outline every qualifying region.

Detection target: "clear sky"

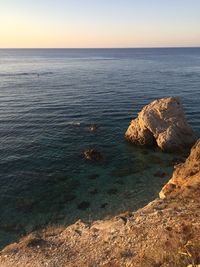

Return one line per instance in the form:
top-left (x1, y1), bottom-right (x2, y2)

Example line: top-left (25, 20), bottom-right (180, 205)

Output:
top-left (0, 0), bottom-right (200, 48)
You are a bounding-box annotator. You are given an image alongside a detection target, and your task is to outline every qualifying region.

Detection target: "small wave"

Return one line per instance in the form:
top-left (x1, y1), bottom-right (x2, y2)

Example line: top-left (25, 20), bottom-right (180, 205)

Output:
top-left (90, 57), bottom-right (116, 61)
top-left (180, 72), bottom-right (200, 78)
top-left (0, 72), bottom-right (54, 77)
top-left (67, 122), bottom-right (81, 126)
top-left (75, 57), bottom-right (116, 61)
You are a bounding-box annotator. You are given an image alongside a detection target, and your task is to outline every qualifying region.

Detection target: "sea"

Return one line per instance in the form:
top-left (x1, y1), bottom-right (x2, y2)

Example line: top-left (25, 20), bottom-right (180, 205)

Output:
top-left (0, 48), bottom-right (200, 249)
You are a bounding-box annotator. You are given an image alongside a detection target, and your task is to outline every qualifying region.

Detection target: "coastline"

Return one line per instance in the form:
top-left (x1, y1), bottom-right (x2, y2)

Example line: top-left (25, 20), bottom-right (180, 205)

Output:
top-left (1, 97), bottom-right (200, 266)
top-left (0, 140), bottom-right (199, 266)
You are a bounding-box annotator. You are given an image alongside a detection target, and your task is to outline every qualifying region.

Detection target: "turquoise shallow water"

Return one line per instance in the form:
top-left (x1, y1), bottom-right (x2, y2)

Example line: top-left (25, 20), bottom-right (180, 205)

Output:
top-left (0, 48), bottom-right (200, 248)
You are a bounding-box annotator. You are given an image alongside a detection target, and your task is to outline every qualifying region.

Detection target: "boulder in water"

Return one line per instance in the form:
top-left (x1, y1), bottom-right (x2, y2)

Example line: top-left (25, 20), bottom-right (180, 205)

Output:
top-left (83, 149), bottom-right (103, 161)
top-left (125, 97), bottom-right (197, 152)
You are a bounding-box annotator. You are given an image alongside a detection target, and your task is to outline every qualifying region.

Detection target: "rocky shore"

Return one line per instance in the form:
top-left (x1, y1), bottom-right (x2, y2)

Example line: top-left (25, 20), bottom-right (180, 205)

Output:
top-left (0, 98), bottom-right (199, 267)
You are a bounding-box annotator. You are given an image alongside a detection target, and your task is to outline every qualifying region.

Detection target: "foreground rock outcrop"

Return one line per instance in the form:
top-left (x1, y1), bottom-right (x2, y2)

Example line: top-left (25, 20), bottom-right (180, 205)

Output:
top-left (160, 139), bottom-right (200, 199)
top-left (0, 140), bottom-right (200, 267)
top-left (125, 97), bottom-right (196, 152)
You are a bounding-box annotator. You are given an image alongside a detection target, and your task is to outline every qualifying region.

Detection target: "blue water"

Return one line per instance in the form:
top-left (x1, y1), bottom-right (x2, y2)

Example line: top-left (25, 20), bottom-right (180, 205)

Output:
top-left (0, 48), bottom-right (200, 248)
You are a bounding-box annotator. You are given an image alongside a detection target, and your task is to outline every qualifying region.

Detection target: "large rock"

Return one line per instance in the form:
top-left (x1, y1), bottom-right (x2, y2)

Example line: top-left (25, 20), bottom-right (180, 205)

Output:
top-left (160, 139), bottom-right (200, 199)
top-left (125, 97), bottom-right (197, 152)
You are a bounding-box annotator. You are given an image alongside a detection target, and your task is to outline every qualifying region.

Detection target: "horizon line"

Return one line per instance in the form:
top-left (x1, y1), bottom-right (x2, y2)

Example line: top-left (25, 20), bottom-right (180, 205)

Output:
top-left (0, 46), bottom-right (200, 49)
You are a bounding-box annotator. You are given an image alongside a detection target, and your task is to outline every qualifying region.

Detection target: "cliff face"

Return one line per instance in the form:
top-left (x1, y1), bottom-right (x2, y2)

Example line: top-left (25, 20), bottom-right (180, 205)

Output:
top-left (0, 140), bottom-right (200, 267)
top-left (125, 97), bottom-right (197, 152)
top-left (160, 139), bottom-right (200, 199)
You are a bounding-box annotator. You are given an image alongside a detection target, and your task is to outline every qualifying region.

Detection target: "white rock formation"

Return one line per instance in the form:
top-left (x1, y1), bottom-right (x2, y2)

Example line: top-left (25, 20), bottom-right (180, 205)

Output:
top-left (125, 97), bottom-right (197, 152)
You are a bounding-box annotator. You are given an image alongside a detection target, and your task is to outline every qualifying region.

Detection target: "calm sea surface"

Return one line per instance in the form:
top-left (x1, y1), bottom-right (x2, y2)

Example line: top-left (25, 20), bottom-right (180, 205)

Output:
top-left (0, 48), bottom-right (200, 248)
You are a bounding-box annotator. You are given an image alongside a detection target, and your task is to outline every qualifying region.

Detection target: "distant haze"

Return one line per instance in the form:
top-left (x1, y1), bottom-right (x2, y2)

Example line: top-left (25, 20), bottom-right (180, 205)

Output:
top-left (1, 0), bottom-right (200, 48)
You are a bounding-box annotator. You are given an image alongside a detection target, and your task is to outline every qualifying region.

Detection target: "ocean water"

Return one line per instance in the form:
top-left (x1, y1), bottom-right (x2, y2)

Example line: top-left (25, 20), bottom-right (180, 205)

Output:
top-left (0, 48), bottom-right (200, 248)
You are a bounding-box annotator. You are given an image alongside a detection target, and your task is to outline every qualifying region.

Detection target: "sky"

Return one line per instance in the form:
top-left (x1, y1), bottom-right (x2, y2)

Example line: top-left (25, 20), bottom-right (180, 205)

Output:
top-left (0, 0), bottom-right (200, 48)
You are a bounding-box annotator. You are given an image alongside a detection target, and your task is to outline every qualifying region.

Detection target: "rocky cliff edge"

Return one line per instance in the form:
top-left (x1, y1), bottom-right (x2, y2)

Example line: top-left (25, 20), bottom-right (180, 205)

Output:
top-left (0, 140), bottom-right (200, 267)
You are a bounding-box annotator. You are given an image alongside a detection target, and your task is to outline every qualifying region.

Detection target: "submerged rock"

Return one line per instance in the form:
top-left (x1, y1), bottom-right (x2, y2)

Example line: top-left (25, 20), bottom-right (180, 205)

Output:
top-left (77, 201), bottom-right (90, 210)
top-left (88, 124), bottom-right (98, 132)
top-left (88, 174), bottom-right (99, 180)
top-left (149, 154), bottom-right (163, 164)
top-left (107, 188), bottom-right (118, 195)
top-left (88, 188), bottom-right (98, 195)
top-left (110, 160), bottom-right (149, 178)
top-left (125, 97), bottom-right (197, 152)
top-left (0, 223), bottom-right (23, 233)
top-left (100, 203), bottom-right (108, 209)
top-left (15, 197), bottom-right (36, 212)
top-left (114, 179), bottom-right (124, 185)
top-left (83, 149), bottom-right (103, 161)
top-left (153, 171), bottom-right (166, 178)
top-left (62, 193), bottom-right (76, 202)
